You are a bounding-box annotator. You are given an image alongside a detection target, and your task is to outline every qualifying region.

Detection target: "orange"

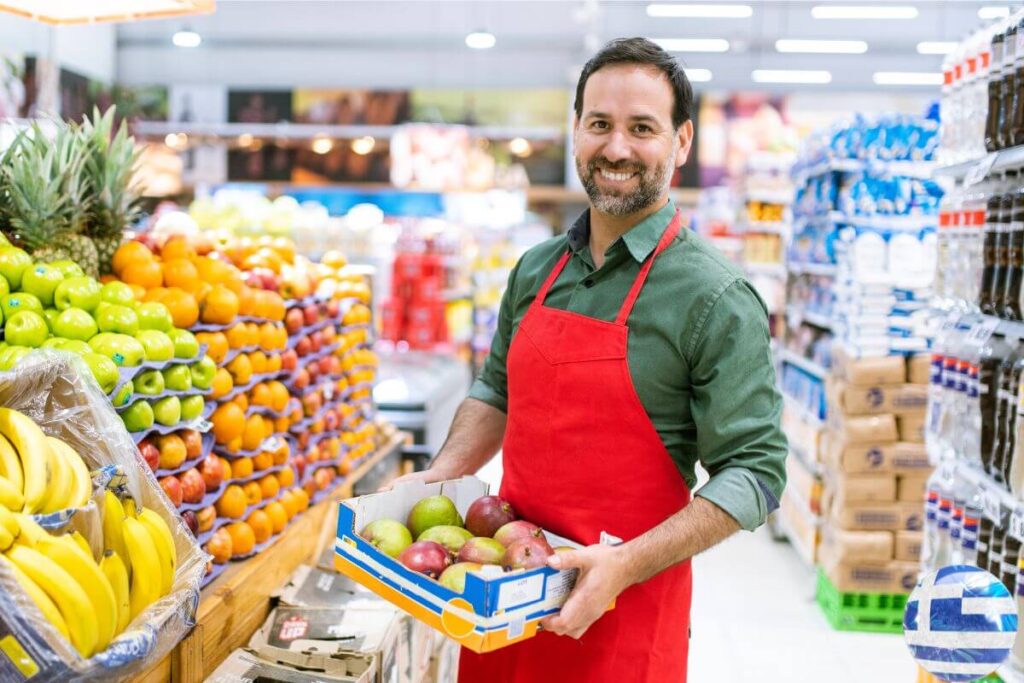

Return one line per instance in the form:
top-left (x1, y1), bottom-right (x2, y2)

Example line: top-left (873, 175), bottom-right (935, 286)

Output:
top-left (200, 285), bottom-right (240, 325)
top-left (121, 259), bottom-right (163, 289)
top-left (279, 490), bottom-right (299, 519)
top-left (242, 481), bottom-right (263, 505)
top-left (161, 235), bottom-right (196, 262)
top-left (211, 402), bottom-right (245, 445)
top-left (143, 287), bottom-right (169, 303)
top-left (272, 237), bottom-right (296, 264)
top-left (247, 509), bottom-right (273, 543)
top-left (215, 485), bottom-right (247, 519)
top-left (274, 415), bottom-right (291, 434)
top-left (232, 456), bottom-right (254, 479)
top-left (256, 291), bottom-right (286, 322)
top-left (252, 450), bottom-right (273, 472)
top-left (248, 351), bottom-right (267, 374)
top-left (227, 354), bottom-right (253, 385)
top-left (245, 322), bottom-right (261, 347)
top-left (272, 442), bottom-right (290, 466)
top-left (268, 381), bottom-right (289, 412)
top-left (162, 287), bottom-right (199, 328)
top-left (277, 466), bottom-right (295, 489)
top-left (337, 459), bottom-right (351, 476)
top-left (194, 256), bottom-right (234, 286)
top-left (265, 501), bottom-right (288, 534)
top-left (265, 353), bottom-right (282, 374)
top-left (250, 383), bottom-right (272, 408)
top-left (232, 393), bottom-right (249, 413)
top-left (293, 487), bottom-right (310, 512)
top-left (242, 415), bottom-right (265, 451)
top-left (162, 258), bottom-right (200, 292)
top-left (112, 241), bottom-right (155, 276)
top-left (224, 436), bottom-right (243, 454)
top-left (197, 332), bottom-right (229, 364)
top-left (226, 522), bottom-right (256, 557)
top-left (237, 286), bottom-right (257, 318)
top-left (210, 367), bottom-right (233, 399)
top-left (194, 282), bottom-right (212, 305)
top-left (226, 323), bottom-right (248, 350)
top-left (258, 474), bottom-right (280, 500)
top-left (258, 323), bottom-right (278, 351)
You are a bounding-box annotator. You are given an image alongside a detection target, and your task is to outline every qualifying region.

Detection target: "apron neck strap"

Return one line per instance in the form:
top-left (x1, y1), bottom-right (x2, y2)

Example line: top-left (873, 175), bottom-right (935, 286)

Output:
top-left (534, 251), bottom-right (572, 306)
top-left (615, 208), bottom-right (683, 325)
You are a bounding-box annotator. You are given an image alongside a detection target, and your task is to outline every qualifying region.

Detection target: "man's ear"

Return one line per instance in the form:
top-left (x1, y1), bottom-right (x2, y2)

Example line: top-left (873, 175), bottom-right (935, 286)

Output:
top-left (675, 120), bottom-right (694, 167)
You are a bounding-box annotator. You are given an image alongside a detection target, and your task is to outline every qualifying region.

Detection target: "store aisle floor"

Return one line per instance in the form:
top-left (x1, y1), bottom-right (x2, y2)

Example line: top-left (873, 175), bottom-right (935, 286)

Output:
top-left (689, 526), bottom-right (915, 682)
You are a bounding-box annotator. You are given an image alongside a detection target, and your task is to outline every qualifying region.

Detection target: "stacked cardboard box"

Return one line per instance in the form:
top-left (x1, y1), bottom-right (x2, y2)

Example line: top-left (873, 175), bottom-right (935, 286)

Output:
top-left (817, 350), bottom-right (932, 594)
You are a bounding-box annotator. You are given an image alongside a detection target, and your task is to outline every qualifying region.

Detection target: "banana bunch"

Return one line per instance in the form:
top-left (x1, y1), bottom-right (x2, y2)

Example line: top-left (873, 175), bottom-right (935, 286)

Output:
top-left (0, 494), bottom-right (177, 659)
top-left (0, 408), bottom-right (93, 514)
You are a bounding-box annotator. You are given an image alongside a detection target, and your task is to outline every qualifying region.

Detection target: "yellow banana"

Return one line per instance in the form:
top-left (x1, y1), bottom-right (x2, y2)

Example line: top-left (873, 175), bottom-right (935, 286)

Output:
top-left (0, 476), bottom-right (23, 511)
top-left (13, 514), bottom-right (47, 547)
top-left (99, 550), bottom-right (130, 636)
top-left (5, 544), bottom-right (97, 657)
top-left (39, 443), bottom-right (70, 514)
top-left (122, 517), bottom-right (159, 621)
top-left (0, 505), bottom-right (18, 540)
top-left (102, 491), bottom-right (131, 580)
top-left (0, 554), bottom-right (69, 641)
top-left (137, 507), bottom-right (176, 596)
top-left (47, 438), bottom-right (91, 508)
top-left (69, 531), bottom-right (93, 561)
top-left (0, 409), bottom-right (52, 513)
top-left (35, 535), bottom-right (117, 652)
top-left (0, 433), bottom-right (23, 493)
top-left (0, 522), bottom-right (12, 551)
top-left (122, 497), bottom-right (139, 518)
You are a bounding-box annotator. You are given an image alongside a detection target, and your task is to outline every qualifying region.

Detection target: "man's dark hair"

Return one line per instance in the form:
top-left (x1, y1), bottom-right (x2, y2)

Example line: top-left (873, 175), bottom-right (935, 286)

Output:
top-left (574, 37), bottom-right (694, 130)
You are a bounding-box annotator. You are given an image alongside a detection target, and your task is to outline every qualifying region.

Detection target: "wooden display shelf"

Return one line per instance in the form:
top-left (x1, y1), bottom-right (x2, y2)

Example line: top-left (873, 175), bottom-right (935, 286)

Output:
top-left (133, 432), bottom-right (408, 682)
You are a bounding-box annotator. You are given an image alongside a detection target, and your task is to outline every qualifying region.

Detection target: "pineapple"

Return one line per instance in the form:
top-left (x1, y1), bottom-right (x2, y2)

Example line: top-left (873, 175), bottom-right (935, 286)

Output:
top-left (80, 107), bottom-right (143, 275)
top-left (1, 121), bottom-right (95, 274)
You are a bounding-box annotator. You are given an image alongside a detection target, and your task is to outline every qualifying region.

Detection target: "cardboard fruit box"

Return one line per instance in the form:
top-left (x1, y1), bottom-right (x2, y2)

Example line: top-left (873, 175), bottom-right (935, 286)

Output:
top-left (334, 476), bottom-right (607, 653)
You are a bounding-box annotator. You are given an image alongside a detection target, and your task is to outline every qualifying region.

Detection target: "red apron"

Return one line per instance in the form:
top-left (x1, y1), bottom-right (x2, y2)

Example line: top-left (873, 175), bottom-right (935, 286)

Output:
top-left (459, 210), bottom-right (692, 683)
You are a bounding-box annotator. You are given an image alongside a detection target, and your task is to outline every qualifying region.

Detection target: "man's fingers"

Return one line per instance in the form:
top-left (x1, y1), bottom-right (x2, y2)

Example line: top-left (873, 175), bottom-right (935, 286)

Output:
top-left (547, 548), bottom-right (587, 570)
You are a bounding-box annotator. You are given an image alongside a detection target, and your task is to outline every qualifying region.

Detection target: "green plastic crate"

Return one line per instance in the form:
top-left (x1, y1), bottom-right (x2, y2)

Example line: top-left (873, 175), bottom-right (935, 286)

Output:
top-left (815, 569), bottom-right (908, 634)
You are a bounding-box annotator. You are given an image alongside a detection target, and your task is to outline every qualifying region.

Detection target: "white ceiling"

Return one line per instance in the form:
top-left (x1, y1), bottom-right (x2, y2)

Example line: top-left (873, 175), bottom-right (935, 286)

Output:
top-left (114, 0), bottom-right (1007, 91)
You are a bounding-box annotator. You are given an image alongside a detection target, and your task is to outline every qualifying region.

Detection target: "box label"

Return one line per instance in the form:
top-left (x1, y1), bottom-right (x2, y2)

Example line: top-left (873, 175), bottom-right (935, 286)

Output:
top-left (496, 574), bottom-right (544, 610)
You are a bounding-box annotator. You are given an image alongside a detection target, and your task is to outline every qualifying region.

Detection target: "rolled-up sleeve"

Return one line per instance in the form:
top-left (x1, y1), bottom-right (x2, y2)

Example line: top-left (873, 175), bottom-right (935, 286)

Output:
top-left (688, 278), bottom-right (787, 531)
top-left (467, 261), bottom-right (521, 413)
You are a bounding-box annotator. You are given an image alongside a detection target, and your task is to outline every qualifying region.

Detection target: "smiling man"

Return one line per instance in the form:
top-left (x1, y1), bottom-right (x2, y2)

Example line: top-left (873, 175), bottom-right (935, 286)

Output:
top-left (391, 37), bottom-right (787, 682)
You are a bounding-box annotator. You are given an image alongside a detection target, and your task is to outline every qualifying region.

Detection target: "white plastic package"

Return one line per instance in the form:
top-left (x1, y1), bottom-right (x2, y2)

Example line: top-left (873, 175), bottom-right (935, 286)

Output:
top-left (0, 351), bottom-right (207, 682)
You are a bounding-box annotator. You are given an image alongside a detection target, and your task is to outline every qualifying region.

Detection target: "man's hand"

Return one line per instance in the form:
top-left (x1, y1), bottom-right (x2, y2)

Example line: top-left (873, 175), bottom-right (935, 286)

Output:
top-left (539, 544), bottom-right (633, 639)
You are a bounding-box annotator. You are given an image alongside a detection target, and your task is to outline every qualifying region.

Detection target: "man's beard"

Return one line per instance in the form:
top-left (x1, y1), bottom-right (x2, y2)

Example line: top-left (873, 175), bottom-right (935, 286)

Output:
top-left (575, 154), bottom-right (674, 217)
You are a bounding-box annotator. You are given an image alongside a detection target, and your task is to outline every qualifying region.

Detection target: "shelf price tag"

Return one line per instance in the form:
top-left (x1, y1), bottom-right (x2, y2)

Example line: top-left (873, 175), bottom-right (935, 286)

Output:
top-left (969, 317), bottom-right (1000, 344)
top-left (1010, 509), bottom-right (1024, 541)
top-left (981, 482), bottom-right (1003, 523)
top-left (193, 419), bottom-right (213, 434)
top-left (964, 152), bottom-right (999, 187)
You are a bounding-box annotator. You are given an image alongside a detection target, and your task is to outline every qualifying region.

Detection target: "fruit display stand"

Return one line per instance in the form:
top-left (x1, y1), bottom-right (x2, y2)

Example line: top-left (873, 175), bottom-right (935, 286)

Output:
top-left (134, 430), bottom-right (407, 683)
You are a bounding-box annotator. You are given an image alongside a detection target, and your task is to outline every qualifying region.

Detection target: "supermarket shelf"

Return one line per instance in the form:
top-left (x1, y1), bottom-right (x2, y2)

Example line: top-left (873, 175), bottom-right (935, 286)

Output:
top-left (790, 443), bottom-right (824, 479)
top-left (745, 190), bottom-right (793, 205)
top-left (779, 348), bottom-right (828, 380)
top-left (838, 213), bottom-right (937, 231)
top-left (788, 261), bottom-right (837, 277)
top-left (945, 459), bottom-right (1024, 540)
top-left (740, 221), bottom-right (789, 235)
top-left (788, 306), bottom-right (833, 331)
top-left (135, 432), bottom-right (408, 682)
top-left (134, 120), bottom-right (564, 142)
top-left (792, 158), bottom-right (864, 185)
top-left (935, 146), bottom-right (1024, 181)
top-left (794, 158), bottom-right (934, 186)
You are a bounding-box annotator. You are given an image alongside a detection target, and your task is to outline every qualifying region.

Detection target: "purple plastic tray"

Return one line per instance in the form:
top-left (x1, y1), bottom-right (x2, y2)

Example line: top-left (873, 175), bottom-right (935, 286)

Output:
top-left (130, 415), bottom-right (213, 444)
top-left (200, 560), bottom-right (229, 588)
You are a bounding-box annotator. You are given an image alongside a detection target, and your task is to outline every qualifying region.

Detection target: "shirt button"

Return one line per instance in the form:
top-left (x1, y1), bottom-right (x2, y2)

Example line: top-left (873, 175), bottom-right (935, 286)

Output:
top-left (584, 279), bottom-right (595, 288)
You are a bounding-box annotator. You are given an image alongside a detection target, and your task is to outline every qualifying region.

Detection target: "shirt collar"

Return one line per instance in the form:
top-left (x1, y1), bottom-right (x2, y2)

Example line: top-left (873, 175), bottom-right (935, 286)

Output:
top-left (566, 200), bottom-right (677, 264)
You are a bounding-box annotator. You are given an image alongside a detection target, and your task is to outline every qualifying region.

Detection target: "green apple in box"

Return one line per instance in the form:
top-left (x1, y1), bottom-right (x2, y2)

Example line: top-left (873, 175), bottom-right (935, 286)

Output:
top-left (5, 311), bottom-right (48, 348)
top-left (1, 293), bottom-right (43, 320)
top-left (20, 264), bottom-right (64, 307)
top-left (53, 308), bottom-right (98, 342)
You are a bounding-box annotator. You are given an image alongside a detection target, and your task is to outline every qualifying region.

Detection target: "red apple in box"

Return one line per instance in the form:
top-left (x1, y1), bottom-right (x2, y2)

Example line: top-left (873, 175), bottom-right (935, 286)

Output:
top-left (324, 410), bottom-right (340, 432)
top-left (281, 348), bottom-right (298, 371)
top-left (314, 467), bottom-right (334, 491)
top-left (297, 431), bottom-right (310, 450)
top-left (321, 325), bottom-right (337, 344)
top-left (293, 368), bottom-right (311, 390)
top-left (180, 429), bottom-right (203, 459)
top-left (303, 393), bottom-right (323, 417)
top-left (307, 361), bottom-right (321, 382)
top-left (156, 433), bottom-right (188, 470)
top-left (311, 418), bottom-right (326, 435)
top-left (318, 355), bottom-right (333, 376)
top-left (295, 336), bottom-right (312, 357)
top-left (292, 454), bottom-right (307, 479)
top-left (303, 478), bottom-right (317, 499)
top-left (180, 467), bottom-right (207, 504)
top-left (199, 453), bottom-right (226, 491)
top-left (139, 439), bottom-right (160, 473)
top-left (159, 475), bottom-right (184, 507)
top-left (325, 300), bottom-right (340, 319)
top-left (197, 505), bottom-right (217, 532)
top-left (309, 331), bottom-right (323, 352)
top-left (326, 356), bottom-right (342, 376)
top-left (303, 304), bottom-right (319, 326)
top-left (285, 308), bottom-right (304, 334)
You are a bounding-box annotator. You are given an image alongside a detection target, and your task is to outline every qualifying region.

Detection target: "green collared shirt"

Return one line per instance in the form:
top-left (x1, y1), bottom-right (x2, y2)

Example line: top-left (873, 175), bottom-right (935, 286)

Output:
top-left (469, 200), bottom-right (787, 531)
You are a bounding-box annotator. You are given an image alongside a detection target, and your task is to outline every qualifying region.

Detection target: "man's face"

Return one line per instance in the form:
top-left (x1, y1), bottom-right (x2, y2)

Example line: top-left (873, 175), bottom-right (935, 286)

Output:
top-left (574, 64), bottom-right (693, 217)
